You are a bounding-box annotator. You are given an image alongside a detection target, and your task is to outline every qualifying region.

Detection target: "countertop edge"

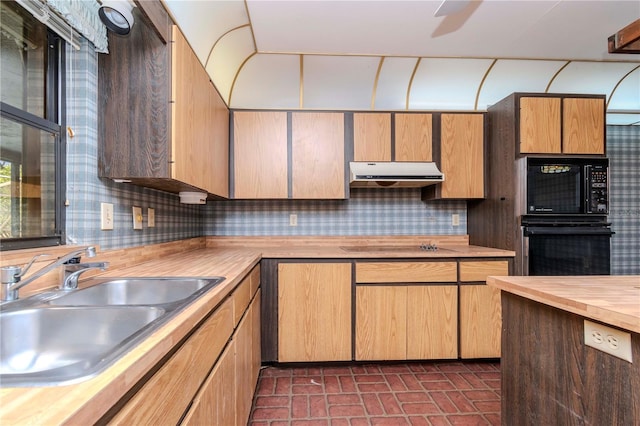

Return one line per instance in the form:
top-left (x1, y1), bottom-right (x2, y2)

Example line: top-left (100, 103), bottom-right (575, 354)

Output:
top-left (487, 275), bottom-right (640, 334)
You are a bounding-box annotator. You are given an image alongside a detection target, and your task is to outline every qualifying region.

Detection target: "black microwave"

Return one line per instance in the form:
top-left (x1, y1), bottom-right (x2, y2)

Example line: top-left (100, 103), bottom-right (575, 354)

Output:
top-left (526, 157), bottom-right (609, 215)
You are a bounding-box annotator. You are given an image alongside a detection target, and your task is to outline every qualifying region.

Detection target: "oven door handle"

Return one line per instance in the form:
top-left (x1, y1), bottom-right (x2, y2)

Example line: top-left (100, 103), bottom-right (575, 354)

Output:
top-left (524, 227), bottom-right (615, 236)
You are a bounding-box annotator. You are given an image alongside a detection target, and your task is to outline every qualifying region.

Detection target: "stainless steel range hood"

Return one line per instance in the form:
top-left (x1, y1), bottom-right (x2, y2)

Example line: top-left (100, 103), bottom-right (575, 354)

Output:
top-left (349, 162), bottom-right (444, 188)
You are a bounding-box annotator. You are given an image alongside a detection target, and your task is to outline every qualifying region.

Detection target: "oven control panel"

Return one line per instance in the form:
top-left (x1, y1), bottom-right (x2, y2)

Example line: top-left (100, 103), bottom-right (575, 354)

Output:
top-left (586, 165), bottom-right (608, 214)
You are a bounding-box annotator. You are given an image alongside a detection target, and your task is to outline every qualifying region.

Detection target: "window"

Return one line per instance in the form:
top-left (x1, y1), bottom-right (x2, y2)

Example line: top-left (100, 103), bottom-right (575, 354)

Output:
top-left (0, 0), bottom-right (66, 250)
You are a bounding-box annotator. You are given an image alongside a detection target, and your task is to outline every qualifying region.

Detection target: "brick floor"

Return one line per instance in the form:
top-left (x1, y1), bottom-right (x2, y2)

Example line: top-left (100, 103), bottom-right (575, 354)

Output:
top-left (249, 362), bottom-right (501, 425)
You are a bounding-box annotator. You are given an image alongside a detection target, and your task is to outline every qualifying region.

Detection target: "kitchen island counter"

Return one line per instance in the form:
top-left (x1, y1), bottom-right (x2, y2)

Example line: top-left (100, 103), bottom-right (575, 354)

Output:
top-left (487, 275), bottom-right (640, 333)
top-left (487, 275), bottom-right (640, 425)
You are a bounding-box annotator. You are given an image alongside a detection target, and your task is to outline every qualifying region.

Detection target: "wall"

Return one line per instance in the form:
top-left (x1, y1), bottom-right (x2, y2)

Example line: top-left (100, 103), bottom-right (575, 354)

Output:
top-left (205, 189), bottom-right (466, 236)
top-left (607, 125), bottom-right (640, 275)
top-left (65, 40), bottom-right (203, 251)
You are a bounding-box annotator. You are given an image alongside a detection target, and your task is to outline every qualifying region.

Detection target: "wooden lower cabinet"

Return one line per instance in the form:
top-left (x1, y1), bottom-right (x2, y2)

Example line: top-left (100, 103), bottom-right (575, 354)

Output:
top-left (234, 295), bottom-right (259, 426)
top-left (182, 340), bottom-right (236, 425)
top-left (407, 286), bottom-right (458, 359)
top-left (109, 297), bottom-right (235, 425)
top-left (278, 263), bottom-right (352, 362)
top-left (108, 266), bottom-right (261, 425)
top-left (184, 292), bottom-right (261, 426)
top-left (355, 285), bottom-right (458, 361)
top-left (356, 286), bottom-right (407, 360)
top-left (459, 260), bottom-right (508, 358)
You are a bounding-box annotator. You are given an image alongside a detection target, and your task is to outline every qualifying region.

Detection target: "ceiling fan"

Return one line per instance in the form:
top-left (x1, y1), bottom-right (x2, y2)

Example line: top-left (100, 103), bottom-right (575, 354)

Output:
top-left (434, 0), bottom-right (473, 17)
top-left (432, 0), bottom-right (479, 37)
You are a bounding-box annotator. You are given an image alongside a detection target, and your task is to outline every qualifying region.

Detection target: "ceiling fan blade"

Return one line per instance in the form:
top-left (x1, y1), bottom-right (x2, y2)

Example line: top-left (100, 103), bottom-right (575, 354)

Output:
top-left (434, 0), bottom-right (472, 17)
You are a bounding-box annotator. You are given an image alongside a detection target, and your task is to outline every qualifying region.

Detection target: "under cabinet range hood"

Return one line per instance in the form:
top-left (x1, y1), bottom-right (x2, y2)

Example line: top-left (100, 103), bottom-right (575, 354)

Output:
top-left (349, 162), bottom-right (444, 188)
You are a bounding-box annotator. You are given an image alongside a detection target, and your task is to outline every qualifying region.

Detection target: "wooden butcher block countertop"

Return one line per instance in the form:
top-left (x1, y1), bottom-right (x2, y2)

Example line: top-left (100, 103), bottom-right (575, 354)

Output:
top-left (209, 235), bottom-right (515, 259)
top-left (0, 238), bottom-right (513, 425)
top-left (487, 275), bottom-right (640, 334)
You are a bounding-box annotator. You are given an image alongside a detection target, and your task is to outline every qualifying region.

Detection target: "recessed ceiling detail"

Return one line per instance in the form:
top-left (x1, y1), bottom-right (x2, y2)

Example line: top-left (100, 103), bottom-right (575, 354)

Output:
top-left (164, 0), bottom-right (640, 124)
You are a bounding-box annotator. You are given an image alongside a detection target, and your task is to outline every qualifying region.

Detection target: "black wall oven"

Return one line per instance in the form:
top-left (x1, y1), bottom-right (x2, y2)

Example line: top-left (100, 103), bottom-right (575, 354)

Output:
top-left (522, 218), bottom-right (613, 275)
top-left (522, 157), bottom-right (613, 276)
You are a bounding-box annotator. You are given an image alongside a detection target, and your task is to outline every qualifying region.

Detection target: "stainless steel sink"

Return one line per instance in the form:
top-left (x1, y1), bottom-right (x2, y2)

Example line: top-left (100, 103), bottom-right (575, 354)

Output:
top-left (48, 277), bottom-right (224, 306)
top-left (0, 276), bottom-right (225, 387)
top-left (0, 306), bottom-right (164, 386)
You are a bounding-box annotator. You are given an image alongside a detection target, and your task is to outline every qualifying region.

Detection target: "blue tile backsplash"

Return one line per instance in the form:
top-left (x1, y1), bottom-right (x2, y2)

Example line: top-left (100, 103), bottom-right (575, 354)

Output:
top-left (65, 40), bottom-right (639, 275)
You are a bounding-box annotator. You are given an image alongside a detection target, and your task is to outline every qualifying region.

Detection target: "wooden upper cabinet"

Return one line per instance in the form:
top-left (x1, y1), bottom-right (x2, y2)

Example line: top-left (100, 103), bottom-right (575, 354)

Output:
top-left (519, 97), bottom-right (562, 154)
top-left (292, 113), bottom-right (345, 199)
top-left (518, 95), bottom-right (605, 155)
top-left (171, 26), bottom-right (228, 196)
top-left (563, 97), bottom-right (605, 154)
top-left (98, 13), bottom-right (229, 198)
top-left (233, 111), bottom-right (288, 199)
top-left (353, 113), bottom-right (392, 161)
top-left (435, 113), bottom-right (485, 199)
top-left (394, 113), bottom-right (433, 161)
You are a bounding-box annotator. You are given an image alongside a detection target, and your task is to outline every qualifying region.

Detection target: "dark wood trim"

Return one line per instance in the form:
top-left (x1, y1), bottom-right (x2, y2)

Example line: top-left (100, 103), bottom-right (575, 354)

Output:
top-left (260, 259), bottom-right (279, 363)
top-left (134, 0), bottom-right (171, 44)
top-left (287, 112), bottom-right (293, 199)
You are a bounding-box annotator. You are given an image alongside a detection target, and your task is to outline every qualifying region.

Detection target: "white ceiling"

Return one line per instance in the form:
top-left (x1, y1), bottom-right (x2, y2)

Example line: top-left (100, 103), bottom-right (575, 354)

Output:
top-left (162, 0), bottom-right (640, 124)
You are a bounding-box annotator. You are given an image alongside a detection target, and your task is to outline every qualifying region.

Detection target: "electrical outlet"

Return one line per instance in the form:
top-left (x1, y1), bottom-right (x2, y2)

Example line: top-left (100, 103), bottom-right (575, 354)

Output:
top-left (132, 206), bottom-right (143, 230)
top-left (148, 208), bottom-right (155, 228)
top-left (100, 203), bottom-right (114, 230)
top-left (584, 320), bottom-right (633, 362)
top-left (289, 214), bottom-right (298, 226)
top-left (452, 214), bottom-right (460, 226)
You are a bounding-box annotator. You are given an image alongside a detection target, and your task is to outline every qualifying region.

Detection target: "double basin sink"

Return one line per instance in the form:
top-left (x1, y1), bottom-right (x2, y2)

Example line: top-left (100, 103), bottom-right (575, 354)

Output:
top-left (0, 277), bottom-right (225, 387)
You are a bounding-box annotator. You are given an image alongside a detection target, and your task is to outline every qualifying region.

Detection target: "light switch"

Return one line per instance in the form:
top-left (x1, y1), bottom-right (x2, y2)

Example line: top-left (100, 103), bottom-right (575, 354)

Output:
top-left (100, 203), bottom-right (114, 230)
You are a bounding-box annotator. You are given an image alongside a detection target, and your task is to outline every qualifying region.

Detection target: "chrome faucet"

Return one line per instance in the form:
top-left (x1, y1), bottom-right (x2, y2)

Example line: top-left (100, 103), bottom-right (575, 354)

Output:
top-left (0, 246), bottom-right (107, 302)
top-left (61, 261), bottom-right (109, 290)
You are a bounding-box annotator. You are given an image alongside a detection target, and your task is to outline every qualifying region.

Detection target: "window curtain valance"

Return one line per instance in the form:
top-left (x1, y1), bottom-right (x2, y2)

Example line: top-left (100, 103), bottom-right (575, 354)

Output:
top-left (45, 0), bottom-right (108, 52)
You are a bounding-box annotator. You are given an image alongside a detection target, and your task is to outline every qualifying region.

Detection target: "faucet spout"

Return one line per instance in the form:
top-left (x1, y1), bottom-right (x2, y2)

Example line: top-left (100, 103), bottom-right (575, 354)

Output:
top-left (61, 262), bottom-right (109, 290)
top-left (0, 246), bottom-right (100, 302)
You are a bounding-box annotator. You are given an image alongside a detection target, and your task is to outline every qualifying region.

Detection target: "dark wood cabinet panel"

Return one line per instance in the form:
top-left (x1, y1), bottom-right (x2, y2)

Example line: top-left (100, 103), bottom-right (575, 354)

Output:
top-left (99, 5), bottom-right (171, 180)
top-left (501, 293), bottom-right (639, 425)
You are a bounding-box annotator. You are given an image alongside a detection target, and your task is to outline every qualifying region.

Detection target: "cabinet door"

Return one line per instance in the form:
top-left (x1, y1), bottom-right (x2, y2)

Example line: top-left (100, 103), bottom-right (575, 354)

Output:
top-left (235, 304), bottom-right (253, 426)
top-left (233, 111), bottom-right (288, 198)
top-left (172, 26), bottom-right (213, 192)
top-left (519, 97), bottom-right (561, 154)
top-left (208, 79), bottom-right (230, 198)
top-left (355, 286), bottom-right (407, 360)
top-left (353, 113), bottom-right (391, 161)
top-left (292, 112), bottom-right (345, 199)
top-left (439, 114), bottom-right (485, 199)
top-left (407, 286), bottom-right (458, 359)
top-left (182, 341), bottom-right (236, 426)
top-left (251, 290), bottom-right (262, 388)
top-left (395, 113), bottom-right (433, 161)
top-left (278, 263), bottom-right (352, 361)
top-left (459, 260), bottom-right (508, 359)
top-left (460, 285), bottom-right (501, 358)
top-left (563, 98), bottom-right (605, 154)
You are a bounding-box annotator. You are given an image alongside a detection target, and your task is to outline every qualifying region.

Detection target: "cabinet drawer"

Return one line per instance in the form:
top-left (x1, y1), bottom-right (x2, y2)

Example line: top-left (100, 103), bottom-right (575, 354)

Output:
top-left (459, 261), bottom-right (509, 282)
top-left (233, 275), bottom-right (252, 326)
top-left (249, 264), bottom-right (261, 297)
top-left (356, 262), bottom-right (457, 283)
top-left (110, 297), bottom-right (234, 425)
